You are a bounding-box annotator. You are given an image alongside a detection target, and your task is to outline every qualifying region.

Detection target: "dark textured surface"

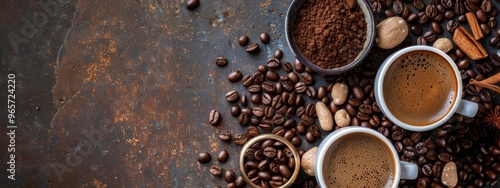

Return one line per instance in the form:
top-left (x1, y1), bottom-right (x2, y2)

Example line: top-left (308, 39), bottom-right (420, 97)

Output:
top-left (0, 0), bottom-right (299, 187)
top-left (1, 0), bottom-right (500, 187)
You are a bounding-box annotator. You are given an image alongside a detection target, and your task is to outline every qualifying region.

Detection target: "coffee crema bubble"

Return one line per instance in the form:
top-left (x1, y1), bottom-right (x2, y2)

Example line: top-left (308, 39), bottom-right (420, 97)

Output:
top-left (323, 133), bottom-right (395, 188)
top-left (383, 51), bottom-right (457, 126)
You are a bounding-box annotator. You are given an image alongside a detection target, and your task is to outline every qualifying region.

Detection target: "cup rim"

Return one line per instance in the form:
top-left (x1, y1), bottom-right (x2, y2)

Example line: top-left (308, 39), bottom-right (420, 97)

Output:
top-left (238, 134), bottom-right (301, 188)
top-left (374, 45), bottom-right (463, 132)
top-left (314, 127), bottom-right (401, 188)
top-left (284, 0), bottom-right (375, 75)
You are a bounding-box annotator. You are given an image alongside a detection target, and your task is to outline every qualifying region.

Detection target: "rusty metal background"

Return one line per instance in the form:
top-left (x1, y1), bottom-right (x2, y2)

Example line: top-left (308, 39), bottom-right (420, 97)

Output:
top-left (0, 0), bottom-right (499, 187)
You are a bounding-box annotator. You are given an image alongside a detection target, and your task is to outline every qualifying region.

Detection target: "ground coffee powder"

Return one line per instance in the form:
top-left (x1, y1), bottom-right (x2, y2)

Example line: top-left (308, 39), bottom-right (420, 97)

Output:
top-left (294, 0), bottom-right (367, 69)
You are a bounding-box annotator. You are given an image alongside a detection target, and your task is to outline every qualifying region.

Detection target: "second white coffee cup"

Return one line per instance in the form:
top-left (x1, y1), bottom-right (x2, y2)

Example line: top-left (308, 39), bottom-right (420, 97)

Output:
top-left (374, 45), bottom-right (478, 132)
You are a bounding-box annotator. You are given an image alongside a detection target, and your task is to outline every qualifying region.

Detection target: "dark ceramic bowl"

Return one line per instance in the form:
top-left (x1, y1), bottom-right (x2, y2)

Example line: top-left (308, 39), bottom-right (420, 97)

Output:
top-left (285, 0), bottom-right (376, 75)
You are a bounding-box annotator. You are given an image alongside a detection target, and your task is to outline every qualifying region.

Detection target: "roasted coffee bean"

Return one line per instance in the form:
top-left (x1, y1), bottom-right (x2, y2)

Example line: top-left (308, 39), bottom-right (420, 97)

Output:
top-left (219, 130), bottom-right (231, 141)
top-left (279, 164), bottom-right (292, 178)
top-left (385, 9), bottom-right (396, 17)
top-left (301, 73), bottom-right (314, 85)
top-left (248, 84), bottom-right (261, 93)
top-left (417, 36), bottom-right (427, 45)
top-left (372, 1), bottom-right (383, 12)
top-left (293, 59), bottom-right (305, 73)
top-left (441, 0), bottom-right (453, 9)
top-left (480, 23), bottom-right (491, 35)
top-left (422, 164), bottom-right (433, 176)
top-left (394, 142), bottom-right (404, 153)
top-left (260, 32), bottom-right (270, 44)
top-left (266, 70), bottom-right (279, 81)
top-left (230, 105), bottom-right (241, 117)
top-left (457, 14), bottom-right (467, 23)
top-left (224, 169), bottom-right (235, 183)
top-left (402, 6), bottom-right (411, 18)
top-left (436, 138), bottom-right (446, 148)
top-left (466, 69), bottom-right (476, 79)
top-left (241, 108), bottom-right (252, 115)
top-left (258, 171), bottom-right (271, 180)
top-left (306, 86), bottom-right (317, 98)
top-left (465, 0), bottom-right (479, 12)
top-left (262, 82), bottom-right (276, 93)
top-left (210, 165), bottom-right (222, 176)
top-left (186, 0), bottom-right (200, 9)
top-left (291, 136), bottom-right (302, 147)
top-left (432, 163), bottom-right (442, 177)
top-left (242, 75), bottom-right (253, 87)
top-left (427, 150), bottom-right (437, 160)
top-left (489, 36), bottom-right (500, 47)
top-left (245, 160), bottom-right (258, 170)
top-left (431, 21), bottom-right (443, 34)
top-left (446, 20), bottom-right (459, 34)
top-left (238, 35), bottom-right (249, 46)
top-left (411, 25), bottom-right (423, 35)
top-left (263, 147), bottom-right (277, 158)
top-left (438, 152), bottom-right (453, 162)
top-left (215, 56), bottom-right (228, 66)
top-left (456, 59), bottom-right (469, 70)
top-left (419, 12), bottom-right (430, 24)
top-left (414, 0), bottom-right (426, 10)
top-left (348, 98), bottom-right (362, 107)
top-left (482, 0), bottom-right (493, 12)
top-left (272, 125), bottom-right (285, 136)
top-left (444, 10), bottom-right (455, 19)
top-left (309, 125), bottom-right (321, 138)
top-left (253, 72), bottom-right (265, 84)
top-left (426, 5), bottom-right (438, 18)
top-left (253, 107), bottom-right (264, 117)
top-left (235, 176), bottom-right (246, 187)
top-left (209, 110), bottom-right (222, 125)
top-left (415, 142), bottom-right (428, 154)
top-left (454, 0), bottom-right (465, 15)
top-left (233, 133), bottom-right (248, 145)
top-left (490, 53), bottom-right (500, 66)
top-left (357, 112), bottom-right (371, 121)
top-left (392, 131), bottom-right (404, 141)
top-left (352, 86), bottom-right (364, 100)
top-left (247, 126), bottom-right (260, 138)
top-left (272, 49), bottom-right (284, 60)
top-left (217, 150), bottom-right (229, 163)
top-left (295, 82), bottom-right (307, 93)
top-left (198, 152), bottom-right (211, 163)
top-left (267, 58), bottom-right (281, 69)
top-left (228, 70), bottom-right (243, 82)
top-left (403, 146), bottom-right (416, 157)
top-left (424, 31), bottom-right (437, 43)
top-left (471, 163), bottom-right (482, 173)
top-left (476, 9), bottom-right (488, 22)
top-left (246, 43), bottom-right (260, 54)
top-left (402, 138), bottom-right (414, 147)
top-left (359, 104), bottom-right (373, 114)
top-left (407, 13), bottom-right (419, 23)
top-left (257, 65), bottom-right (268, 73)
top-left (344, 104), bottom-right (357, 117)
top-left (393, 0), bottom-right (404, 14)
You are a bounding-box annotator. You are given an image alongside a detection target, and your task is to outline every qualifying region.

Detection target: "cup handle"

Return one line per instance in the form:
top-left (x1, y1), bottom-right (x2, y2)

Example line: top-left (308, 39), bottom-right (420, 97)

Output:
top-left (455, 99), bottom-right (478, 118)
top-left (400, 161), bottom-right (418, 180)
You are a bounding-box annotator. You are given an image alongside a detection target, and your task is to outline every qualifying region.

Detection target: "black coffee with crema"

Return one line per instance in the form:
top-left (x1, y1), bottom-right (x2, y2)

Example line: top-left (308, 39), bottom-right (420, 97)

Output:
top-left (383, 51), bottom-right (458, 126)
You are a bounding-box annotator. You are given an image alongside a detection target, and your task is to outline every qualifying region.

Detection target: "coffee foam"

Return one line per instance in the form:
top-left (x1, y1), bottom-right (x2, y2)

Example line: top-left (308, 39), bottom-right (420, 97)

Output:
top-left (383, 51), bottom-right (457, 126)
top-left (324, 133), bottom-right (394, 188)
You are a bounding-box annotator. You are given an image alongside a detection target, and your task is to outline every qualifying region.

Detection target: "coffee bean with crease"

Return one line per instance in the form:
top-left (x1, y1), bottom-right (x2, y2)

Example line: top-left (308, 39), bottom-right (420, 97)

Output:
top-left (267, 58), bottom-right (281, 69)
top-left (393, 0), bottom-right (404, 14)
top-left (403, 146), bottom-right (417, 157)
top-left (417, 36), bottom-right (427, 45)
top-left (418, 12), bottom-right (430, 24)
top-left (454, 0), bottom-right (465, 14)
top-left (414, 0), bottom-right (426, 10)
top-left (395, 142), bottom-right (404, 153)
top-left (422, 164), bottom-right (433, 176)
top-left (432, 163), bottom-right (443, 177)
top-left (253, 72), bottom-right (265, 84)
top-left (372, 1), bottom-right (383, 12)
top-left (301, 73), bottom-right (314, 85)
top-left (423, 31), bottom-right (437, 43)
top-left (392, 131), bottom-right (404, 141)
top-left (246, 43), bottom-right (260, 54)
top-left (426, 5), bottom-right (438, 18)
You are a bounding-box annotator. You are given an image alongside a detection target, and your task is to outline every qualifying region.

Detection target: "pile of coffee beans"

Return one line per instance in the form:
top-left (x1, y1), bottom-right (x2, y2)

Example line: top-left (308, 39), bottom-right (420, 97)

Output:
top-left (197, 2), bottom-right (500, 186)
top-left (242, 139), bottom-right (296, 187)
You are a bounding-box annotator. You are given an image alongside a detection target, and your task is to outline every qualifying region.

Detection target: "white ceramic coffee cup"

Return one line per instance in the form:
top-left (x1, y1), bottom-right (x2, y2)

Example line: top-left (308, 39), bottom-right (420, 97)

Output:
top-left (374, 45), bottom-right (478, 132)
top-left (315, 127), bottom-right (418, 188)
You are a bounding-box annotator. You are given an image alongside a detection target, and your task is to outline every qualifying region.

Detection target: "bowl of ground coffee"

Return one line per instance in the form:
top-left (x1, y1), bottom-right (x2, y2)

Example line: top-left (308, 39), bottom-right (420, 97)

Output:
top-left (285, 0), bottom-right (375, 75)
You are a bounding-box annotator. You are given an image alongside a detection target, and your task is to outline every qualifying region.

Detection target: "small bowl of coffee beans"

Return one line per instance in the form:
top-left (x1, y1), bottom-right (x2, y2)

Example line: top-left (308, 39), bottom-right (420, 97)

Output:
top-left (238, 134), bottom-right (301, 188)
top-left (285, 0), bottom-right (375, 75)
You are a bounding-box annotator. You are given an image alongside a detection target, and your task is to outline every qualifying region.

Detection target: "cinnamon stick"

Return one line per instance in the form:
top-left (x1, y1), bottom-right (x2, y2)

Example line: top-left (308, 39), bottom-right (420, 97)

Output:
top-left (469, 72), bottom-right (500, 94)
top-left (465, 12), bottom-right (483, 40)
